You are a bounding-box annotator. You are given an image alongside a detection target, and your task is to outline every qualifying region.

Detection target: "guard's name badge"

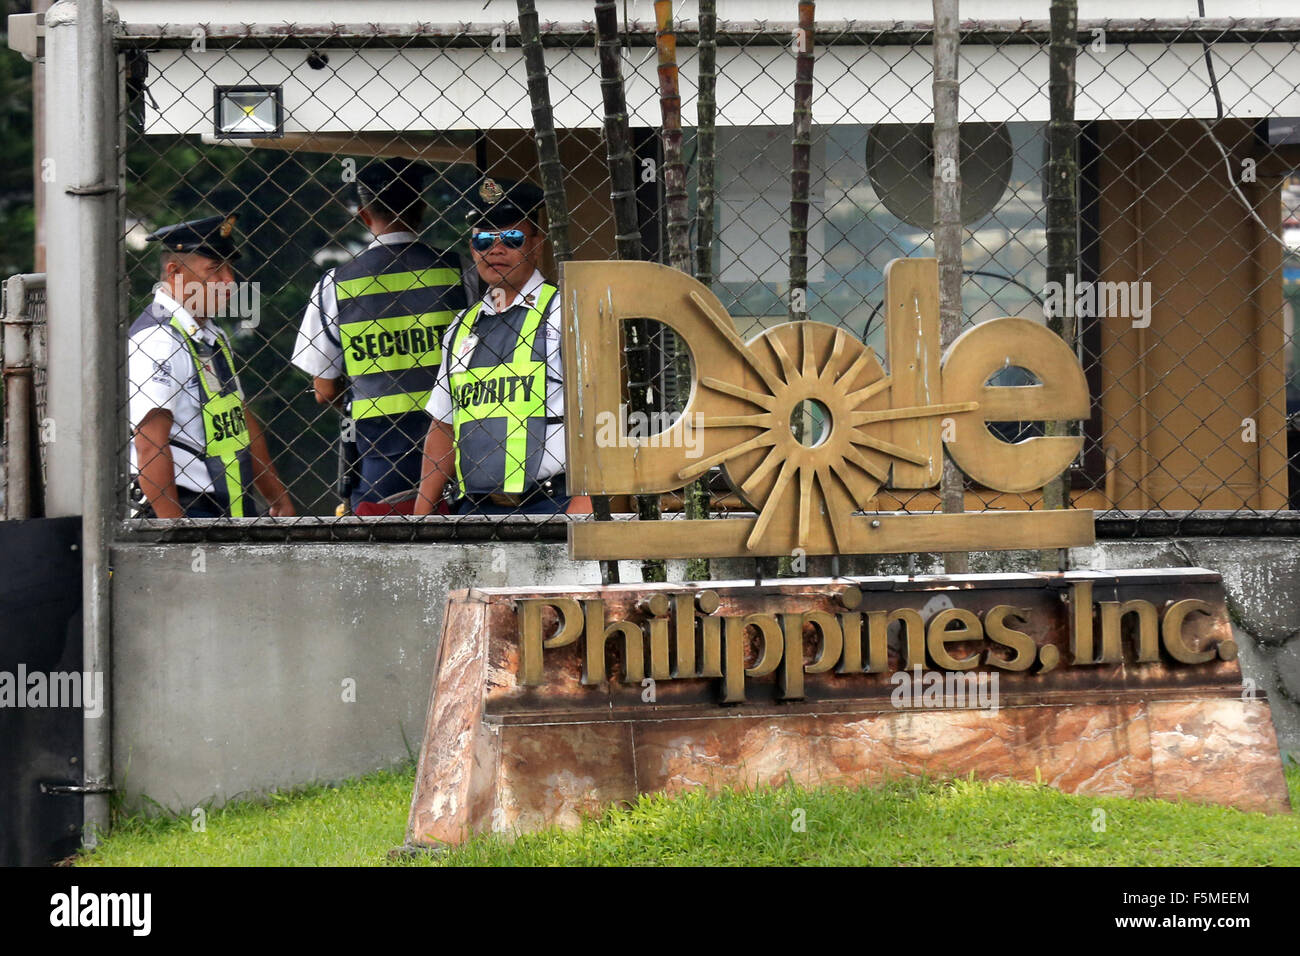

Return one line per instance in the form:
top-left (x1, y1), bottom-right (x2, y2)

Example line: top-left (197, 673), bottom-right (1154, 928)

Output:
top-left (457, 333), bottom-right (479, 366)
top-left (199, 360), bottom-right (222, 393)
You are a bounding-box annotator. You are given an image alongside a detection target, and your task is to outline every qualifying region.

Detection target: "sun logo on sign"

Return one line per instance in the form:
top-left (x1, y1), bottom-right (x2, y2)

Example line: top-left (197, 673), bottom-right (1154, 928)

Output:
top-left (678, 291), bottom-right (976, 551)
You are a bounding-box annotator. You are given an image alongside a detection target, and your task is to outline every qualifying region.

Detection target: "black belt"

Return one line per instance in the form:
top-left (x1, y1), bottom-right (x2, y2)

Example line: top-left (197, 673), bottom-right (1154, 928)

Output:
top-left (464, 472), bottom-right (566, 508)
top-left (135, 485), bottom-right (229, 518)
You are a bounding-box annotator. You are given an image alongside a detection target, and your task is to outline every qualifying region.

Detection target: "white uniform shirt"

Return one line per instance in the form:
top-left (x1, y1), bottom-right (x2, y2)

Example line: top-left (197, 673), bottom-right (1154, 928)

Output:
top-left (290, 231), bottom-right (477, 380)
top-left (128, 287), bottom-right (243, 494)
top-left (425, 269), bottom-right (567, 483)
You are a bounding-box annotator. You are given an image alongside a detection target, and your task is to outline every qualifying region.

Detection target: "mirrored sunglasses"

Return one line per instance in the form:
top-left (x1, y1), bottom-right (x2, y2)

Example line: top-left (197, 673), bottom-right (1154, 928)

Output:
top-left (470, 229), bottom-right (527, 252)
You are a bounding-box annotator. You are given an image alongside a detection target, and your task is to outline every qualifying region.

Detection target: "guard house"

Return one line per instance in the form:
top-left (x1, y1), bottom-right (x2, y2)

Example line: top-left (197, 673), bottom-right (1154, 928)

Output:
top-left (8, 0), bottom-right (1297, 516)
top-left (88, 0), bottom-right (1299, 516)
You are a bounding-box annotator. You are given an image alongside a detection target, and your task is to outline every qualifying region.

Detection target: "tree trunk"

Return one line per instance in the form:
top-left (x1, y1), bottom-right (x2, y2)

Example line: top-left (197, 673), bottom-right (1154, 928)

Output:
top-left (595, 1), bottom-right (642, 263)
top-left (931, 0), bottom-right (969, 574)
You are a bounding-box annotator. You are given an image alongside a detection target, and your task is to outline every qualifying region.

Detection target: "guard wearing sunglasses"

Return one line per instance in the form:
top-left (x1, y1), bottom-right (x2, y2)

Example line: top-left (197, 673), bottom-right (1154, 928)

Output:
top-left (415, 177), bottom-right (592, 517)
top-left (291, 158), bottom-right (469, 515)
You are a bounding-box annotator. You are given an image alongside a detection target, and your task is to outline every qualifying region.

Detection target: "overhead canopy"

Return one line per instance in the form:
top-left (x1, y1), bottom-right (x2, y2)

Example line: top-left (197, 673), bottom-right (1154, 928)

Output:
top-left (148, 42), bottom-right (1300, 135)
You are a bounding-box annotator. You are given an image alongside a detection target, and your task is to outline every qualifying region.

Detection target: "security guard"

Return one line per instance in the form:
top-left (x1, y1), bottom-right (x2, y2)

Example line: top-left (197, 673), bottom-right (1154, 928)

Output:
top-left (291, 158), bottom-right (468, 514)
top-left (414, 177), bottom-right (591, 516)
top-left (129, 214), bottom-right (294, 518)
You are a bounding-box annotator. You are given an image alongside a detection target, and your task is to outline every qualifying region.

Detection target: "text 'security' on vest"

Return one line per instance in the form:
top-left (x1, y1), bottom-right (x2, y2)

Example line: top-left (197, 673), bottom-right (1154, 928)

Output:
top-left (140, 304), bottom-right (255, 517)
top-left (334, 242), bottom-right (466, 420)
top-left (449, 284), bottom-right (557, 496)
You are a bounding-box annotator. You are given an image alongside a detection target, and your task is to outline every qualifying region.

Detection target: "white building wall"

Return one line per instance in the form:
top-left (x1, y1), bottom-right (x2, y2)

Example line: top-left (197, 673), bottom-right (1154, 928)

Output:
top-left (141, 43), bottom-right (1300, 134)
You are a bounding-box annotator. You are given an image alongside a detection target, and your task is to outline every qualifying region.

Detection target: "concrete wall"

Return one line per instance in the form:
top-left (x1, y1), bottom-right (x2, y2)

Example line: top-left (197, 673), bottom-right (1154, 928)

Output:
top-left (110, 541), bottom-right (602, 812)
top-left (110, 537), bottom-right (1300, 813)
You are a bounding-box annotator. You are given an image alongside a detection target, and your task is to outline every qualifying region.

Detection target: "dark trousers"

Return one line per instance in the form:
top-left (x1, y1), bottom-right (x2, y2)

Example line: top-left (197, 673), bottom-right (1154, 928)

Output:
top-left (453, 493), bottom-right (571, 516)
top-left (352, 413), bottom-right (429, 510)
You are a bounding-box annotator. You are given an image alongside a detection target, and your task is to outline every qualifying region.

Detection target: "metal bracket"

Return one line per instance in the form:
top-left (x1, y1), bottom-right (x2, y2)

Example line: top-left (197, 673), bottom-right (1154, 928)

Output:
top-left (65, 183), bottom-right (120, 197)
top-left (41, 783), bottom-right (115, 796)
top-left (6, 12), bottom-right (45, 60)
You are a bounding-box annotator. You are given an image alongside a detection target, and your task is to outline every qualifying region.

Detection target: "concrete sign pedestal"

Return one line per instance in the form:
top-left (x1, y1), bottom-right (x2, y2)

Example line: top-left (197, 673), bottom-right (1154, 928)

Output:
top-left (406, 570), bottom-right (1291, 848)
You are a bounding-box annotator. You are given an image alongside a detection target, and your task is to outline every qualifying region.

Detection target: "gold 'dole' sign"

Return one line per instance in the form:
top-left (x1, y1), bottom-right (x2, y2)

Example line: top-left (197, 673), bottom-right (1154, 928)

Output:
top-left (517, 580), bottom-right (1237, 704)
top-left (561, 257), bottom-right (1094, 560)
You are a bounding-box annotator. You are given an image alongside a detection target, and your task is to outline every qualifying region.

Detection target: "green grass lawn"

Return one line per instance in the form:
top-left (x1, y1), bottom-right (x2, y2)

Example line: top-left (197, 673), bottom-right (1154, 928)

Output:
top-left (77, 760), bottom-right (1300, 867)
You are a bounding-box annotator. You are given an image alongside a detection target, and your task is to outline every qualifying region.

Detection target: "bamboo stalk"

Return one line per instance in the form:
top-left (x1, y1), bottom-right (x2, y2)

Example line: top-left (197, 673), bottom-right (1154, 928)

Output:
top-left (519, 0), bottom-right (618, 582)
top-left (595, 0), bottom-right (641, 262)
top-left (932, 0), bottom-right (969, 574)
top-left (694, 0), bottom-right (717, 286)
top-left (596, 0), bottom-right (665, 583)
top-left (679, 0), bottom-right (719, 582)
top-left (652, 0), bottom-right (713, 582)
top-left (775, 0), bottom-right (817, 580)
top-left (1041, 0), bottom-right (1080, 571)
top-left (516, 1), bottom-right (571, 262)
top-left (789, 1), bottom-right (815, 323)
top-left (655, 1), bottom-right (691, 274)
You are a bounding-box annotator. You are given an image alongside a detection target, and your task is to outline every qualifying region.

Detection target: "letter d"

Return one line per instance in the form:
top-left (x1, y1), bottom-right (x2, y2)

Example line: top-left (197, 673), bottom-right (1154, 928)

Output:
top-left (560, 261), bottom-right (733, 496)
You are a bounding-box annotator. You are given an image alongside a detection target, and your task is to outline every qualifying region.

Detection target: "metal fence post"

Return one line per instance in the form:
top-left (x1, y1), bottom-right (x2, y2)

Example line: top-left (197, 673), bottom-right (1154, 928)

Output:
top-left (45, 0), bottom-right (120, 848)
top-left (2, 275), bottom-right (43, 519)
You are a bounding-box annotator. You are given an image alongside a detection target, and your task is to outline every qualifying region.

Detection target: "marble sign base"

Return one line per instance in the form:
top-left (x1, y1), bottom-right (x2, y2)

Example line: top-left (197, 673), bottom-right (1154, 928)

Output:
top-left (406, 573), bottom-right (1291, 848)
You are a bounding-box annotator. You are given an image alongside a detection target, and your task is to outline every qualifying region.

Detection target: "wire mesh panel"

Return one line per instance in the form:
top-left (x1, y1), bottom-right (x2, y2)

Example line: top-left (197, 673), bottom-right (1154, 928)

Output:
top-left (114, 18), bottom-right (1300, 537)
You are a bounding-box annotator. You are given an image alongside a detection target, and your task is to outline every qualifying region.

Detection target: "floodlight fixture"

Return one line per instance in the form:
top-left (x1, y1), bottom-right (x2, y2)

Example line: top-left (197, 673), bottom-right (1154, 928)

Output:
top-left (213, 85), bottom-right (284, 139)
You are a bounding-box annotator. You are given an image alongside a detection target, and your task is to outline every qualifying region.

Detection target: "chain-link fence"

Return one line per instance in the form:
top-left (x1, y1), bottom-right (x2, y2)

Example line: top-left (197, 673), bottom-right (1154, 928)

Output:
top-left (114, 17), bottom-right (1300, 536)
